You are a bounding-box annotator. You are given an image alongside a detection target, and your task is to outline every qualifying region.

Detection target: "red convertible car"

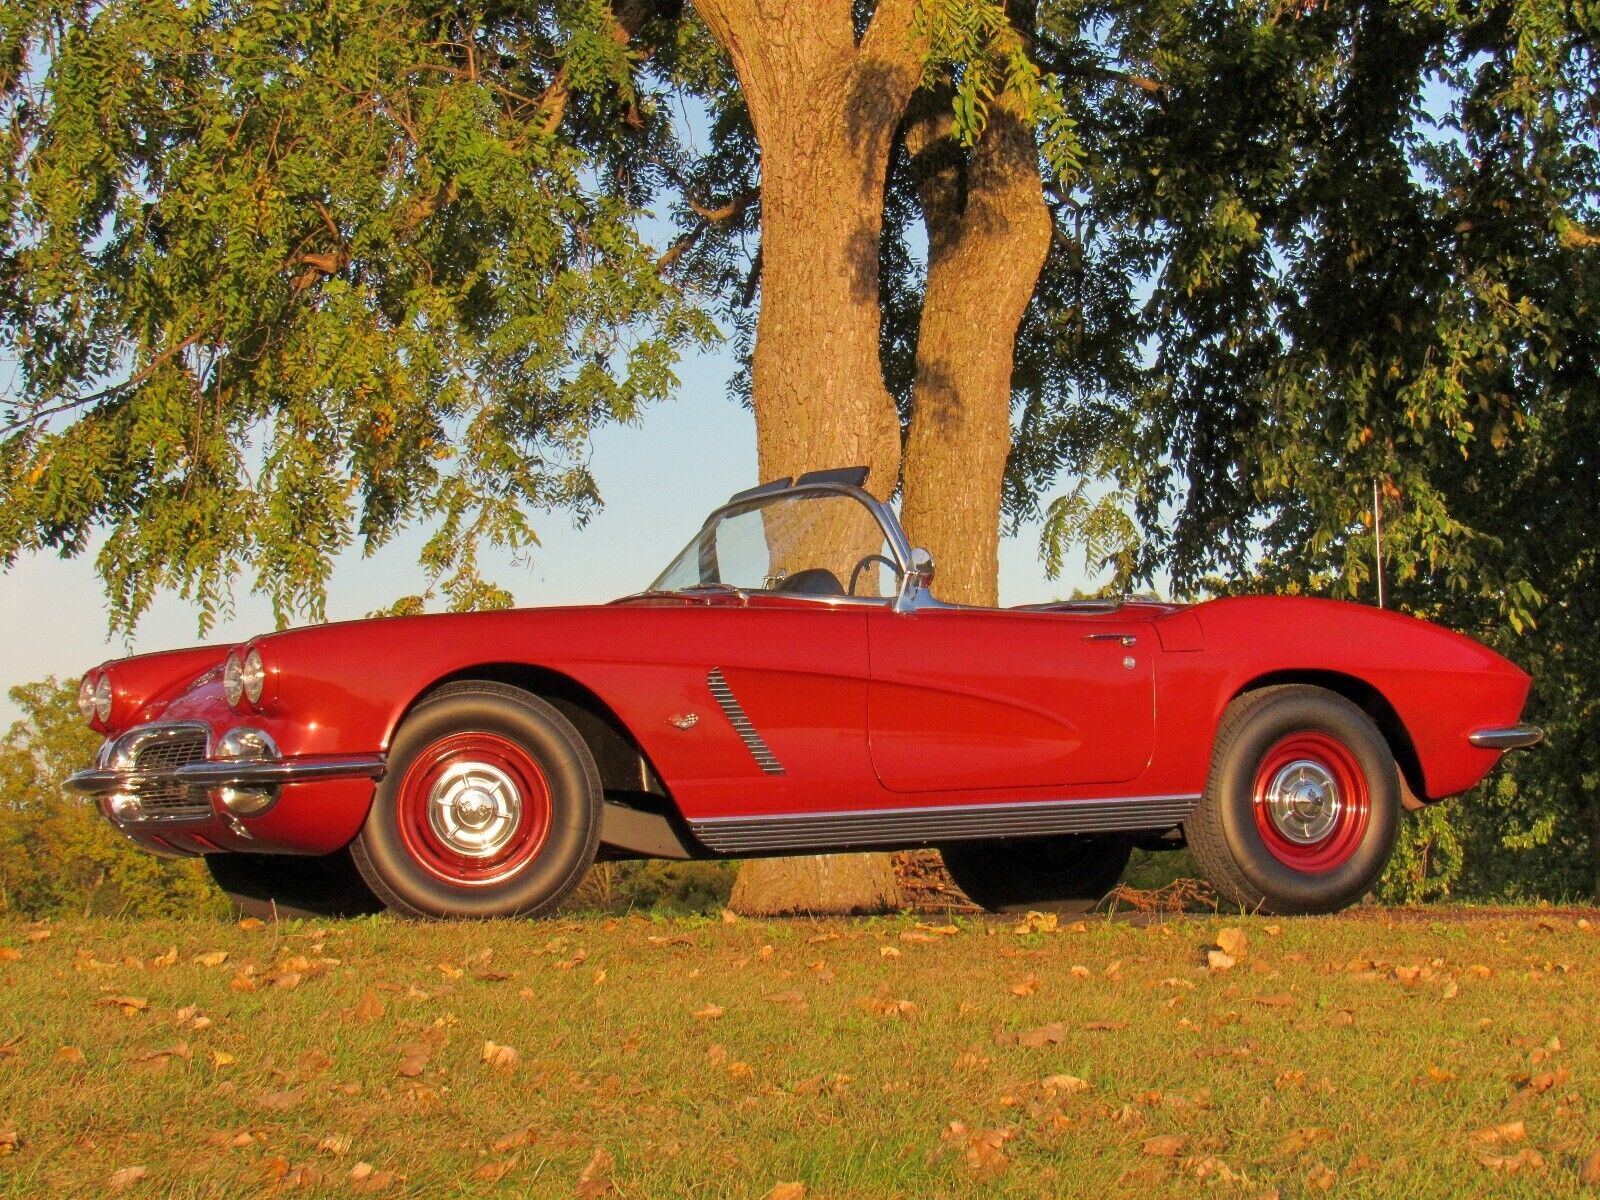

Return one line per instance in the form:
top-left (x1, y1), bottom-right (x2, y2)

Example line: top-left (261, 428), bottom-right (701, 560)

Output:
top-left (68, 467), bottom-right (1540, 919)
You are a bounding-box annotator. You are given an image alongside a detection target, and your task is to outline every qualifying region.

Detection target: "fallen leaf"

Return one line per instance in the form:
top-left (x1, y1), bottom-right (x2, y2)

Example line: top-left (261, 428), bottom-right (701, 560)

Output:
top-left (482, 1041), bottom-right (519, 1072)
top-left (763, 1184), bottom-right (807, 1200)
top-left (1143, 1134), bottom-right (1188, 1157)
top-left (473, 1159), bottom-right (518, 1184)
top-left (692, 1005), bottom-right (724, 1021)
top-left (396, 1052), bottom-right (428, 1078)
top-left (1010, 977), bottom-right (1041, 997)
top-left (353, 991), bottom-right (385, 1022)
top-left (0, 948), bottom-right (21, 962)
top-left (212, 1051), bottom-right (236, 1068)
top-left (318, 1135), bottom-right (352, 1156)
top-left (237, 918), bottom-right (264, 931)
top-left (149, 946), bottom-right (177, 969)
top-left (0, 1130), bottom-right (18, 1155)
top-left (1578, 1147), bottom-right (1600, 1186)
top-left (1251, 993), bottom-right (1297, 1007)
top-left (1280, 1127), bottom-right (1333, 1155)
top-left (1478, 1149), bottom-right (1545, 1174)
top-left (98, 995), bottom-right (148, 1015)
top-left (575, 1146), bottom-right (617, 1197)
top-left (108, 1166), bottom-right (147, 1189)
top-left (1215, 928), bottom-right (1247, 959)
top-left (762, 990), bottom-right (806, 1007)
top-left (1469, 1121), bottom-right (1527, 1146)
top-left (879, 946), bottom-right (902, 958)
top-left (1040, 1074), bottom-right (1090, 1094)
top-left (54, 1046), bottom-right (86, 1066)
top-left (940, 1122), bottom-right (1014, 1175)
top-left (193, 950), bottom-right (228, 968)
top-left (1001, 1022), bottom-right (1070, 1048)
top-left (24, 929), bottom-right (51, 944)
top-left (1207, 950), bottom-right (1236, 973)
top-left (490, 1128), bottom-right (539, 1153)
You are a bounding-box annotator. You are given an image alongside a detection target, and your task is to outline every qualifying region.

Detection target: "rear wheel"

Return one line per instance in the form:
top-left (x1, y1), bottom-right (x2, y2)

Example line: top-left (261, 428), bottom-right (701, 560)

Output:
top-left (205, 849), bottom-right (384, 922)
top-left (1186, 685), bottom-right (1399, 915)
top-left (350, 682), bottom-right (601, 919)
top-left (940, 834), bottom-right (1134, 914)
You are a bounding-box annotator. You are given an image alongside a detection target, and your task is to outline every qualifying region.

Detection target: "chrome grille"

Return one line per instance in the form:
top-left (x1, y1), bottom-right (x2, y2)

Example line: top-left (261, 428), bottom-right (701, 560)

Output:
top-left (125, 725), bottom-right (211, 819)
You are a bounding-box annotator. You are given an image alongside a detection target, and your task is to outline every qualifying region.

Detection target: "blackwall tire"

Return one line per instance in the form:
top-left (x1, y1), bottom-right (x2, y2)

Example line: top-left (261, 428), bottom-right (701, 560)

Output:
top-left (351, 681), bottom-right (601, 919)
top-left (1186, 685), bottom-right (1400, 916)
top-left (205, 849), bottom-right (385, 922)
top-left (940, 834), bottom-right (1134, 914)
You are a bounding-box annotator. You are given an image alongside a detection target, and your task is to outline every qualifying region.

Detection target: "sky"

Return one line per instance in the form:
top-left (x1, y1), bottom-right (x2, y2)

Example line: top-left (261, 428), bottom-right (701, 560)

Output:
top-left (0, 343), bottom-right (1094, 728)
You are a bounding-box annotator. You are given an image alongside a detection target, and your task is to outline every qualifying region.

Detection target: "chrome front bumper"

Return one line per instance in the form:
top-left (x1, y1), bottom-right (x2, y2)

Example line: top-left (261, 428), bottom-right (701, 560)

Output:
top-left (66, 720), bottom-right (386, 834)
top-left (66, 754), bottom-right (387, 798)
top-left (1468, 724), bottom-right (1545, 751)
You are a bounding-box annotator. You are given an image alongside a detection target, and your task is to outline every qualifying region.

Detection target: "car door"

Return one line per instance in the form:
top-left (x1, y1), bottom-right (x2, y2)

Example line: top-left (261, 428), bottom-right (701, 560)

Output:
top-left (866, 606), bottom-right (1155, 793)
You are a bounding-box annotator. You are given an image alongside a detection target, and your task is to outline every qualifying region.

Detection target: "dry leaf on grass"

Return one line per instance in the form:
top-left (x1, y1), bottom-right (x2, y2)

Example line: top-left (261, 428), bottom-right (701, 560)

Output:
top-left (692, 1005), bottom-right (724, 1020)
top-left (998, 1022), bottom-right (1069, 1048)
top-left (0, 1131), bottom-right (18, 1156)
top-left (1143, 1134), bottom-right (1188, 1157)
top-left (940, 1122), bottom-right (1014, 1175)
top-left (1479, 1149), bottom-right (1545, 1174)
top-left (193, 950), bottom-right (228, 968)
top-left (1469, 1121), bottom-right (1526, 1146)
top-left (1215, 928), bottom-right (1247, 959)
top-left (1040, 1074), bottom-right (1090, 1094)
top-left (237, 918), bottom-right (265, 931)
top-left (1578, 1147), bottom-right (1600, 1186)
top-left (0, 948), bottom-right (21, 962)
top-left (482, 1041), bottom-right (519, 1072)
top-left (318, 1135), bottom-right (352, 1156)
top-left (1010, 977), bottom-right (1041, 997)
top-left (353, 991), bottom-right (385, 1022)
top-left (54, 1046), bottom-right (86, 1066)
top-left (396, 1052), bottom-right (429, 1078)
top-left (763, 1184), bottom-right (807, 1200)
top-left (108, 1166), bottom-right (147, 1190)
top-left (1207, 950), bottom-right (1236, 973)
top-left (97, 995), bottom-right (148, 1015)
top-left (575, 1147), bottom-right (617, 1197)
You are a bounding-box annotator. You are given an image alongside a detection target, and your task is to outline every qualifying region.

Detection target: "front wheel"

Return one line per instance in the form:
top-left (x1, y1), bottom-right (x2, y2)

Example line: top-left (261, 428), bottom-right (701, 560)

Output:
top-left (939, 834), bottom-right (1134, 913)
top-left (1186, 685), bottom-right (1400, 915)
top-left (350, 682), bottom-right (602, 919)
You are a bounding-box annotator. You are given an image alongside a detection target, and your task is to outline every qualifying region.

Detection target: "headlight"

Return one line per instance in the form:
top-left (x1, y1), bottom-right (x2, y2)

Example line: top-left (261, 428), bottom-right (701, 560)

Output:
top-left (241, 647), bottom-right (265, 706)
top-left (93, 674), bottom-right (113, 723)
top-left (78, 674), bottom-right (98, 722)
top-left (223, 651), bottom-right (244, 708)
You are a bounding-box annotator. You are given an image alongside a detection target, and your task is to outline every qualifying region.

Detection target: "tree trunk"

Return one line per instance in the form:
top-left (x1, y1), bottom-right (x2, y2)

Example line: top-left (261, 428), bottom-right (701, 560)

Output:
top-left (696, 0), bottom-right (924, 915)
top-left (897, 92), bottom-right (1053, 605)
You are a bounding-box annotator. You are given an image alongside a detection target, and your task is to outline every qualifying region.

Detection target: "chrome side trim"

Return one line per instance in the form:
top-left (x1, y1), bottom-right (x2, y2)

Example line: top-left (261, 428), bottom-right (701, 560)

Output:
top-left (706, 668), bottom-right (785, 776)
top-left (689, 793), bottom-right (1200, 855)
top-left (1468, 725), bottom-right (1544, 750)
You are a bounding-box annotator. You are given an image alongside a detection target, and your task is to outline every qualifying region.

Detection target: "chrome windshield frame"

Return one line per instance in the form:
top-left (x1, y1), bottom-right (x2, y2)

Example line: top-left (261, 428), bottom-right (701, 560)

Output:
top-left (647, 480), bottom-right (917, 607)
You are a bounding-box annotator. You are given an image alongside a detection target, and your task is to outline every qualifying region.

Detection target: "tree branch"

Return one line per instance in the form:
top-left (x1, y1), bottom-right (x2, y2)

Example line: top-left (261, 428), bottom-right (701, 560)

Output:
top-left (2, 330), bottom-right (207, 438)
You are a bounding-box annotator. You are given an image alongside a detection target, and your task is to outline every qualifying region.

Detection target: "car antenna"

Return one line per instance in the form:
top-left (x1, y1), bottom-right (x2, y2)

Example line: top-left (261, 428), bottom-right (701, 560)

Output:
top-left (1373, 477), bottom-right (1385, 610)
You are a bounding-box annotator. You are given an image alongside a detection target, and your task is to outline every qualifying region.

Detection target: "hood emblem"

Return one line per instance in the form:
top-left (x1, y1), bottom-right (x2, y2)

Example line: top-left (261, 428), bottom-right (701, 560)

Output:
top-left (667, 712), bottom-right (700, 731)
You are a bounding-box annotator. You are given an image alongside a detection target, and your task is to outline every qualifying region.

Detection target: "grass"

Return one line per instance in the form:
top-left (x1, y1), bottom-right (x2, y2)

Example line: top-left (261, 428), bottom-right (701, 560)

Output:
top-left (0, 908), bottom-right (1597, 1198)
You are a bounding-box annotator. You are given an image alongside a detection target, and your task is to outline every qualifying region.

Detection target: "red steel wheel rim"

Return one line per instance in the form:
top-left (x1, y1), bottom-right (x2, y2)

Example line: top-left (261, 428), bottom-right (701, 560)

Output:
top-left (395, 732), bottom-right (552, 887)
top-left (1250, 731), bottom-right (1371, 873)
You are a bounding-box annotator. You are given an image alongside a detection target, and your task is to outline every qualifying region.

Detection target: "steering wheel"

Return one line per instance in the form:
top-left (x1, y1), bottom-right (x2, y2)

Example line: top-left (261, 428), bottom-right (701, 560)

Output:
top-left (847, 554), bottom-right (902, 597)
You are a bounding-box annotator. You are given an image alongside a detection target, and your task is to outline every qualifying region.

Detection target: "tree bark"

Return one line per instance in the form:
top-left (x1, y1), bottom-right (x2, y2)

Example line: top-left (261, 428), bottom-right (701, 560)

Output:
top-left (897, 91), bottom-right (1053, 606)
top-left (695, 0), bottom-right (924, 915)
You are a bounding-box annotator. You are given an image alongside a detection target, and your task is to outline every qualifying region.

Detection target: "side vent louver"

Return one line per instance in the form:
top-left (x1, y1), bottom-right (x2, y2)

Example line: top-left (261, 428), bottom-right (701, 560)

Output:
top-left (707, 668), bottom-right (785, 776)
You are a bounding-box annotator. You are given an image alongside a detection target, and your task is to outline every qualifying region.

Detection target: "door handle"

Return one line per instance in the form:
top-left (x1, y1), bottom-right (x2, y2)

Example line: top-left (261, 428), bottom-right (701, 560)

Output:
top-left (1083, 633), bottom-right (1138, 646)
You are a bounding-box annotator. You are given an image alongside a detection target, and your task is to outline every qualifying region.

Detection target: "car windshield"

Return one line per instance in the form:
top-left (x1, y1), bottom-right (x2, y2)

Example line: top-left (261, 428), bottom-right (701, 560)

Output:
top-left (650, 489), bottom-right (904, 601)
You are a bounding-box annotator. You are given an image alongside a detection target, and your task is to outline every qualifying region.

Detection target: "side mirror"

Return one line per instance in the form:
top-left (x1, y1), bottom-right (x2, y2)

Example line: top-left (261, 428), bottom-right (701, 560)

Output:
top-left (908, 547), bottom-right (935, 589)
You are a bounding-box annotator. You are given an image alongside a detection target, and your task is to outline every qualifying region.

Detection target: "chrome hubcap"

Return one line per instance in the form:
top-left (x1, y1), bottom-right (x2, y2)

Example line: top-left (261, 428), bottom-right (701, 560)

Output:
top-left (1262, 758), bottom-right (1341, 845)
top-left (426, 761), bottom-right (522, 858)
